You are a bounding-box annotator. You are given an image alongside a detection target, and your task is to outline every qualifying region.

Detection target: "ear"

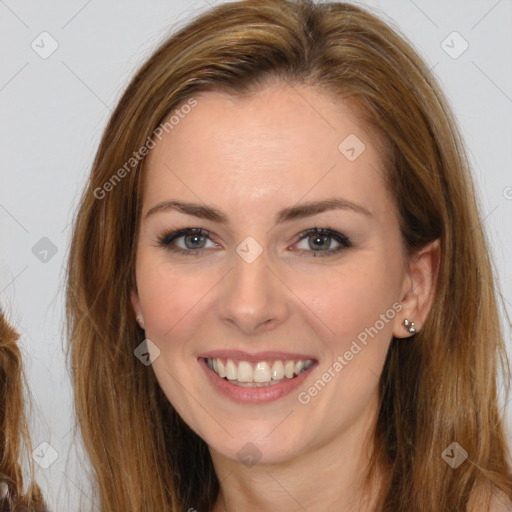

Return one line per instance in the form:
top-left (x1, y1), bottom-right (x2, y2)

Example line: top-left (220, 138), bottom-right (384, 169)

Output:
top-left (131, 289), bottom-right (144, 329)
top-left (392, 238), bottom-right (441, 339)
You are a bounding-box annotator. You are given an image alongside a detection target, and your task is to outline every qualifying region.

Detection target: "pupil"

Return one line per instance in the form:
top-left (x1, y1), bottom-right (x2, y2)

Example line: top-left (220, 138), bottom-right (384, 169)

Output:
top-left (186, 234), bottom-right (204, 249)
top-left (311, 234), bottom-right (329, 250)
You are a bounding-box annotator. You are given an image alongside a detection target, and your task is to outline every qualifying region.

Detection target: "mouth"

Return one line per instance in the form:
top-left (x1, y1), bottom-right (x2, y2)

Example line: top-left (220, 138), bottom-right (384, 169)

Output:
top-left (203, 357), bottom-right (315, 387)
top-left (198, 352), bottom-right (318, 404)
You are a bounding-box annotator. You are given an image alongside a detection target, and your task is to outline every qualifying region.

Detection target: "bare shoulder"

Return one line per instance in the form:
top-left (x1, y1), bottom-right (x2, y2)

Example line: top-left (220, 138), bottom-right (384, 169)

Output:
top-left (468, 489), bottom-right (512, 512)
top-left (485, 491), bottom-right (512, 512)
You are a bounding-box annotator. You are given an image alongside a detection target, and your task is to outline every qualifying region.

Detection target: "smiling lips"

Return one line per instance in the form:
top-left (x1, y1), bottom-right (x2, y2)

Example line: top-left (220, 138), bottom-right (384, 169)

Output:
top-left (198, 352), bottom-right (318, 403)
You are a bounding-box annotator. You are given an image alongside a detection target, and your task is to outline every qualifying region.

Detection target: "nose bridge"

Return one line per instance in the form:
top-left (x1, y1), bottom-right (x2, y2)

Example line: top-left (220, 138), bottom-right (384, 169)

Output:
top-left (218, 239), bottom-right (287, 333)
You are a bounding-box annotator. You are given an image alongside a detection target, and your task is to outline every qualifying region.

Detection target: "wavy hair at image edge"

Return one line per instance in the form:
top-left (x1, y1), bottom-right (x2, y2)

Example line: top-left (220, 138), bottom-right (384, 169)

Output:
top-left (0, 311), bottom-right (46, 511)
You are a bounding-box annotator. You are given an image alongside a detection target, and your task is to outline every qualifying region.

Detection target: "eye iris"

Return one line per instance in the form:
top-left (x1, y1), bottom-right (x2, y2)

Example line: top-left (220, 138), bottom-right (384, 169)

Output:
top-left (309, 233), bottom-right (330, 251)
top-left (185, 233), bottom-right (206, 249)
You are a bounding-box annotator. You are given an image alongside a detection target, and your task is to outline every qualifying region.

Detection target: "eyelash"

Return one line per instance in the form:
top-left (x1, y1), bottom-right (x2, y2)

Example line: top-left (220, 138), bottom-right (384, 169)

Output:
top-left (157, 226), bottom-right (352, 258)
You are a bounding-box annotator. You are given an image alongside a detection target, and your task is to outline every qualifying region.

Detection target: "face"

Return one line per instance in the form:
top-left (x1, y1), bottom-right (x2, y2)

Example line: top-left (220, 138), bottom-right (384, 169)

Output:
top-left (132, 81), bottom-right (416, 466)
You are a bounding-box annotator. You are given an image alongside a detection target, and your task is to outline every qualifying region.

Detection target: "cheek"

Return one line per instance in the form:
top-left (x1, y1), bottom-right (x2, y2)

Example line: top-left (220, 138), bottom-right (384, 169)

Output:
top-left (298, 261), bottom-right (397, 346)
top-left (291, 265), bottom-right (397, 422)
top-left (135, 253), bottom-right (218, 346)
top-left (135, 255), bottom-right (214, 413)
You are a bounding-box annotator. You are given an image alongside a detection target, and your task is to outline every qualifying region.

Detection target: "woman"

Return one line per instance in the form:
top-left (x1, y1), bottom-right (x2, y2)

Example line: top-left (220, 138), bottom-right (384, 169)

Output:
top-left (65, 0), bottom-right (512, 510)
top-left (0, 311), bottom-right (46, 511)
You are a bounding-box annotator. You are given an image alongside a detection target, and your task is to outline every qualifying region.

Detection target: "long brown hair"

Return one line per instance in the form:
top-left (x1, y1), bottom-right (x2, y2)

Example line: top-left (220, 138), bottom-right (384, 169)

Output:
top-left (65, 0), bottom-right (512, 510)
top-left (0, 311), bottom-right (46, 510)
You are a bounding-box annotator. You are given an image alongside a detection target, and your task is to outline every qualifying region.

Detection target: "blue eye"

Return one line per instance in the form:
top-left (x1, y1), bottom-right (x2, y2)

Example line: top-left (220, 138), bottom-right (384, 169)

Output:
top-left (295, 227), bottom-right (352, 257)
top-left (158, 228), bottom-right (215, 256)
top-left (157, 227), bottom-right (351, 257)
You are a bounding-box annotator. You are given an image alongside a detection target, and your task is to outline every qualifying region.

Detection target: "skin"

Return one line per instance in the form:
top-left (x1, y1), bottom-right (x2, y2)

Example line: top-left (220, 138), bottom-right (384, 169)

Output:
top-left (131, 80), bottom-right (440, 511)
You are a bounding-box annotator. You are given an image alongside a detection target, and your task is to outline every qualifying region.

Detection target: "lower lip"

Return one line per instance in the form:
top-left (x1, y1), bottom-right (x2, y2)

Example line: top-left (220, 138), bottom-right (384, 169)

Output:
top-left (198, 357), bottom-right (316, 404)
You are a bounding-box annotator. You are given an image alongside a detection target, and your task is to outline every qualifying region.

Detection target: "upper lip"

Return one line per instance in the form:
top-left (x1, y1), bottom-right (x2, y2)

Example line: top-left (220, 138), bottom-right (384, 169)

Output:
top-left (198, 350), bottom-right (317, 362)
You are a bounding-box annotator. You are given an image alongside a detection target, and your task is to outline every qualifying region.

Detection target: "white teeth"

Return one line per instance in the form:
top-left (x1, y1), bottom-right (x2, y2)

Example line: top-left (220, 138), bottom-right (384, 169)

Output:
top-left (294, 360), bottom-right (304, 376)
top-left (237, 361), bottom-right (253, 382)
top-left (206, 357), bottom-right (314, 385)
top-left (284, 360), bottom-right (295, 378)
top-left (233, 379), bottom-right (282, 387)
top-left (253, 362), bottom-right (271, 383)
top-left (217, 359), bottom-right (226, 378)
top-left (225, 359), bottom-right (237, 380)
top-left (271, 360), bottom-right (284, 380)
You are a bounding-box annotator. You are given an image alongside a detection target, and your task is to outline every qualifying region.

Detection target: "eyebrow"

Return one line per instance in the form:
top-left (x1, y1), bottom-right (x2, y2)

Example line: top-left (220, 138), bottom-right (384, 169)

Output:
top-left (145, 197), bottom-right (372, 224)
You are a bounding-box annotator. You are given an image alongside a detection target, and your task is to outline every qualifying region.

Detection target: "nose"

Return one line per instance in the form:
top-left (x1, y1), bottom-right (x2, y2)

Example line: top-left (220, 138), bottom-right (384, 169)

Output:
top-left (218, 245), bottom-right (289, 335)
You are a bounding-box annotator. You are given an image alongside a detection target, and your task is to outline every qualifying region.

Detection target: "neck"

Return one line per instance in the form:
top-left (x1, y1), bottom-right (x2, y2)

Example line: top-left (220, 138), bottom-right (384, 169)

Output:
top-left (209, 394), bottom-right (387, 512)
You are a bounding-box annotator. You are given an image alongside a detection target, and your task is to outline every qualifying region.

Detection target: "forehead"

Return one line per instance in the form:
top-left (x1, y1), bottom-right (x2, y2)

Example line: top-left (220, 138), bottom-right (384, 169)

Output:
top-left (142, 83), bottom-right (393, 220)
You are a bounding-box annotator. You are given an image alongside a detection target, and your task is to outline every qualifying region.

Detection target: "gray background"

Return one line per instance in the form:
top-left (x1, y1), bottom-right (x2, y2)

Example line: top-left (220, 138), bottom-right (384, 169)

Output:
top-left (1, 0), bottom-right (511, 510)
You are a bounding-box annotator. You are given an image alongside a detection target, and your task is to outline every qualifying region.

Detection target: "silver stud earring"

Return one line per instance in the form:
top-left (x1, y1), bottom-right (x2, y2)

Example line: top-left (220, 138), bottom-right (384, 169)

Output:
top-left (403, 318), bottom-right (416, 334)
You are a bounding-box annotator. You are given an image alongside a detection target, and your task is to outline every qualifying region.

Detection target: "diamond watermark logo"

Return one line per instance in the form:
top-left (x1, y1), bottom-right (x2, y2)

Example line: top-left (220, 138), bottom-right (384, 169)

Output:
top-left (32, 237), bottom-right (58, 263)
top-left (31, 31), bottom-right (59, 59)
top-left (32, 441), bottom-right (59, 469)
top-left (441, 442), bottom-right (468, 469)
top-left (236, 236), bottom-right (263, 264)
top-left (338, 134), bottom-right (366, 161)
top-left (441, 31), bottom-right (468, 59)
top-left (134, 338), bottom-right (161, 366)
top-left (236, 442), bottom-right (262, 467)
